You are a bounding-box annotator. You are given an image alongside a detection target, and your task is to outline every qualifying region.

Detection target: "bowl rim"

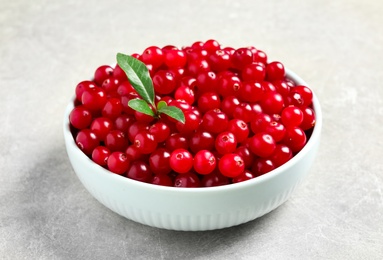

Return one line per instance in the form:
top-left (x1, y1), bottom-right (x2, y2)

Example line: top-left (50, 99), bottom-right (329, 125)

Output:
top-left (63, 68), bottom-right (322, 193)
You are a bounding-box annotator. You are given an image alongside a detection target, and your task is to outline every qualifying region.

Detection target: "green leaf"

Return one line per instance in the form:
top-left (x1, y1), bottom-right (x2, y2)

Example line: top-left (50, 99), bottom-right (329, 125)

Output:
top-left (116, 53), bottom-right (155, 106)
top-left (156, 100), bottom-right (167, 110)
top-left (158, 105), bottom-right (185, 124)
top-left (128, 99), bottom-right (155, 117)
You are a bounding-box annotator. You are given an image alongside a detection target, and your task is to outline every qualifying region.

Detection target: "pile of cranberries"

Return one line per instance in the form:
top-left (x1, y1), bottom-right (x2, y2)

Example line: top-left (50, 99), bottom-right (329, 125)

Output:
top-left (69, 39), bottom-right (316, 188)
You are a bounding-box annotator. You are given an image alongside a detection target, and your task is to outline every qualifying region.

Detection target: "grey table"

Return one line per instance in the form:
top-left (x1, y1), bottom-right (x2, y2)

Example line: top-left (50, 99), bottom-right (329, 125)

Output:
top-left (1, 0), bottom-right (382, 259)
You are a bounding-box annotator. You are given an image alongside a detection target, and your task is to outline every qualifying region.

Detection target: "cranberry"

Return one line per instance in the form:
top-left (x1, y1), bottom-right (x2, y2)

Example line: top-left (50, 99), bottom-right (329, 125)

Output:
top-left (105, 130), bottom-right (129, 152)
top-left (286, 92), bottom-right (305, 107)
top-left (120, 94), bottom-right (138, 115)
top-left (223, 46), bottom-right (235, 55)
top-left (234, 146), bottom-right (254, 169)
top-left (196, 71), bottom-right (218, 94)
top-left (75, 81), bottom-right (96, 102)
top-left (238, 81), bottom-right (264, 103)
top-left (165, 133), bottom-right (189, 151)
top-left (151, 174), bottom-right (173, 187)
top-left (175, 110), bottom-right (200, 134)
top-left (126, 161), bottom-right (152, 183)
top-left (102, 97), bottom-right (122, 119)
top-left (218, 153), bottom-right (245, 178)
top-left (162, 45), bottom-right (178, 51)
top-left (163, 48), bottom-right (187, 68)
top-left (75, 129), bottom-right (99, 156)
top-left (203, 39), bottom-right (221, 53)
top-left (249, 133), bottom-right (276, 158)
top-left (127, 121), bottom-right (149, 143)
top-left (208, 49), bottom-right (231, 72)
top-left (90, 117), bottom-right (114, 141)
top-left (241, 63), bottom-right (266, 82)
top-left (169, 148), bottom-right (193, 174)
top-left (149, 121), bottom-right (171, 143)
top-left (141, 46), bottom-right (164, 70)
top-left (189, 131), bottom-right (215, 154)
top-left (153, 70), bottom-right (177, 95)
top-left (201, 170), bottom-right (230, 187)
top-left (227, 119), bottom-right (249, 143)
top-left (114, 114), bottom-right (135, 132)
top-left (250, 113), bottom-right (272, 134)
top-left (81, 87), bottom-right (107, 111)
top-left (134, 131), bottom-right (158, 154)
top-left (233, 102), bottom-right (253, 123)
top-left (262, 81), bottom-right (277, 92)
top-left (273, 80), bottom-right (290, 97)
top-left (253, 49), bottom-right (267, 64)
top-left (231, 47), bottom-right (253, 70)
top-left (197, 92), bottom-right (221, 113)
top-left (149, 148), bottom-right (171, 175)
top-left (186, 48), bottom-right (208, 62)
top-left (117, 81), bottom-right (135, 96)
top-left (174, 172), bottom-right (201, 188)
top-left (281, 106), bottom-right (304, 128)
top-left (266, 61), bottom-right (285, 82)
top-left (191, 41), bottom-right (204, 50)
top-left (113, 64), bottom-right (128, 82)
top-left (232, 170), bottom-right (255, 183)
top-left (107, 151), bottom-right (130, 175)
top-left (300, 107), bottom-right (316, 130)
top-left (69, 106), bottom-right (92, 130)
top-left (94, 65), bottom-right (114, 86)
top-left (186, 58), bottom-right (210, 76)
top-left (252, 158), bottom-right (275, 177)
top-left (250, 103), bottom-right (263, 116)
top-left (218, 74), bottom-right (242, 98)
top-left (167, 99), bottom-right (192, 113)
top-left (201, 109), bottom-right (229, 134)
top-left (283, 127), bottom-right (307, 153)
top-left (260, 92), bottom-right (285, 115)
top-left (264, 121), bottom-right (286, 142)
top-left (220, 96), bottom-right (240, 118)
top-left (215, 131), bottom-right (237, 155)
top-left (269, 144), bottom-right (293, 167)
top-left (125, 145), bottom-right (145, 162)
top-left (291, 85), bottom-right (313, 107)
top-left (102, 77), bottom-right (120, 94)
top-left (193, 150), bottom-right (216, 175)
top-left (174, 85), bottom-right (195, 105)
top-left (92, 146), bottom-right (110, 167)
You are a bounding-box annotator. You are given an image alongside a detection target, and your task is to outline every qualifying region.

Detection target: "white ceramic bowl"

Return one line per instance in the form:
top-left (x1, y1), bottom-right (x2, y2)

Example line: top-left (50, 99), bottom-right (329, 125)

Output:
top-left (63, 69), bottom-right (322, 231)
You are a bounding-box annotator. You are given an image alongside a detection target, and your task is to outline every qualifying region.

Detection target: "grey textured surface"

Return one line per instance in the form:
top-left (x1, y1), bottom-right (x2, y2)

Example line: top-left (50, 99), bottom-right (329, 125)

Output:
top-left (1, 0), bottom-right (383, 259)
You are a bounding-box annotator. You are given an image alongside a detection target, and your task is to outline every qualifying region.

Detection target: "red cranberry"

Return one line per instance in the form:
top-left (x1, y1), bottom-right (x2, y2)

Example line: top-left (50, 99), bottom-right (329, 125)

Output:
top-left (94, 65), bottom-right (114, 86)
top-left (107, 151), bottom-right (130, 175)
top-left (249, 133), bottom-right (276, 158)
top-left (76, 129), bottom-right (99, 156)
top-left (201, 170), bottom-right (230, 187)
top-left (193, 150), bottom-right (216, 175)
top-left (149, 148), bottom-right (171, 175)
top-left (90, 117), bottom-right (114, 141)
top-left (126, 161), bottom-right (152, 183)
top-left (169, 148), bottom-right (193, 174)
top-left (92, 146), bottom-right (110, 167)
top-left (174, 172), bottom-right (201, 188)
top-left (218, 153), bottom-right (245, 178)
top-left (189, 131), bottom-right (215, 154)
top-left (69, 106), bottom-right (92, 130)
top-left (201, 109), bottom-right (229, 134)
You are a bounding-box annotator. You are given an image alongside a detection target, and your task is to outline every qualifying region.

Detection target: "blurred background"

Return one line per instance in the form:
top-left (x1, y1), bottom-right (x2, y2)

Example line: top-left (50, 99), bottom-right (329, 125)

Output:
top-left (1, 0), bottom-right (382, 259)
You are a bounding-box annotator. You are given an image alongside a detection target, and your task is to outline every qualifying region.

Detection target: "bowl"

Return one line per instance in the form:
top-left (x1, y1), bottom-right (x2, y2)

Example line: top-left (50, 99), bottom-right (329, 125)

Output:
top-left (63, 69), bottom-right (322, 231)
